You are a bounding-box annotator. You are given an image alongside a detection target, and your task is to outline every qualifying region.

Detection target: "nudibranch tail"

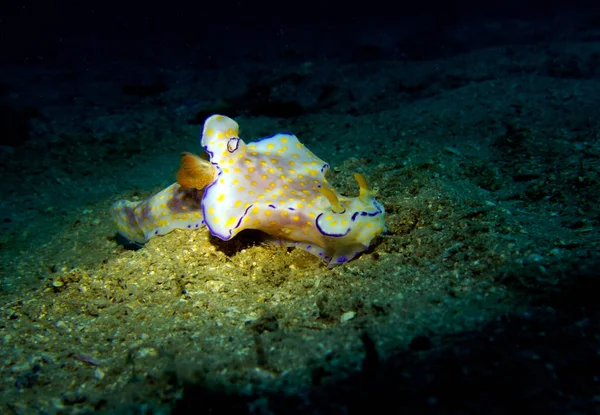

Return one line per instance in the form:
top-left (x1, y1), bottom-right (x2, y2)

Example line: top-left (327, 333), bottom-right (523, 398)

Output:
top-left (111, 183), bottom-right (205, 244)
top-left (177, 152), bottom-right (216, 190)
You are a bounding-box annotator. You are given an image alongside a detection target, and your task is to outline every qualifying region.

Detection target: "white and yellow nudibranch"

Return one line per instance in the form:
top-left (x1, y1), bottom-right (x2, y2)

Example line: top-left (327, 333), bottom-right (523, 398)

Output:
top-left (111, 115), bottom-right (386, 266)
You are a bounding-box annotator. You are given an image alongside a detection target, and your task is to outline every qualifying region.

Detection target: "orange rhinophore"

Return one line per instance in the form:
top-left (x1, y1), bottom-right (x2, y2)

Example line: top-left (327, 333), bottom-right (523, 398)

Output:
top-left (176, 152), bottom-right (216, 190)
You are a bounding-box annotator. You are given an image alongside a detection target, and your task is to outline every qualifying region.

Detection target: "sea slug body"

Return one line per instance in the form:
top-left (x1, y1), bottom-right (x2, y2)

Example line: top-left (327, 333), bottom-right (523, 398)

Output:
top-left (111, 115), bottom-right (386, 266)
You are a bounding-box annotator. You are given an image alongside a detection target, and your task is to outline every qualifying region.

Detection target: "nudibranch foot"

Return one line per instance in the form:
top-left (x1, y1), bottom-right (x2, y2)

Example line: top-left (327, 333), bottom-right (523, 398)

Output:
top-left (278, 239), bottom-right (374, 268)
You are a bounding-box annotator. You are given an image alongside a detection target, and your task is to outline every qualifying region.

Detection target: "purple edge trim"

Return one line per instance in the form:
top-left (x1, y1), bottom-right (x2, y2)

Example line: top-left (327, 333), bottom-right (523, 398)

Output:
top-left (233, 204), bottom-right (254, 232)
top-left (200, 144), bottom-right (233, 240)
top-left (317, 200), bottom-right (384, 237)
top-left (315, 213), bottom-right (351, 237)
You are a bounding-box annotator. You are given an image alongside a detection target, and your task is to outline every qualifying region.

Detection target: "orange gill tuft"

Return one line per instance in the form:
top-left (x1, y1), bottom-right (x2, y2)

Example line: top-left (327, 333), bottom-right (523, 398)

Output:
top-left (176, 152), bottom-right (216, 190)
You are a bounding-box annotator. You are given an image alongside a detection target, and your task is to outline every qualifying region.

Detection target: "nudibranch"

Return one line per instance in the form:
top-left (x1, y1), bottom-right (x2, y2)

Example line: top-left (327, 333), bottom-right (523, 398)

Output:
top-left (111, 115), bottom-right (386, 266)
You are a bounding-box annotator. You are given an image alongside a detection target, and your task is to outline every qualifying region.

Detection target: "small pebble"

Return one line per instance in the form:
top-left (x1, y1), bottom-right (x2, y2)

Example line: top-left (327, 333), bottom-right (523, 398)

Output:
top-left (340, 311), bottom-right (356, 323)
top-left (93, 368), bottom-right (105, 380)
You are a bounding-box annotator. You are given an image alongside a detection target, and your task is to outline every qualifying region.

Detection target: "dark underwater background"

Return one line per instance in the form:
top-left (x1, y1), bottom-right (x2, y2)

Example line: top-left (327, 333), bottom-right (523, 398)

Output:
top-left (1, 1), bottom-right (600, 413)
